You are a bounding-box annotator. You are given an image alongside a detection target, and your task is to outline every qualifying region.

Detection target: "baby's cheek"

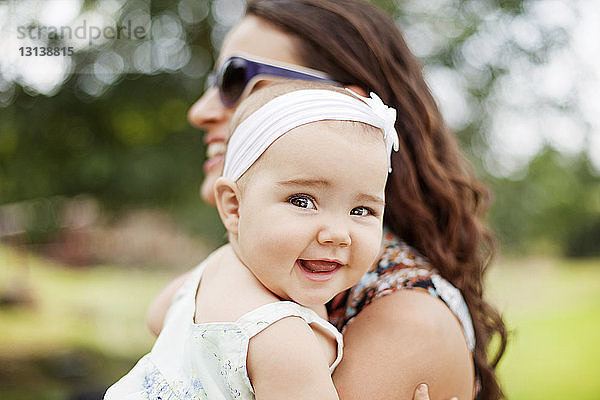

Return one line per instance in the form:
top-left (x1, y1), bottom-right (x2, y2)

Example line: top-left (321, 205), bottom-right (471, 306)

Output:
top-left (360, 227), bottom-right (383, 266)
top-left (255, 224), bottom-right (298, 253)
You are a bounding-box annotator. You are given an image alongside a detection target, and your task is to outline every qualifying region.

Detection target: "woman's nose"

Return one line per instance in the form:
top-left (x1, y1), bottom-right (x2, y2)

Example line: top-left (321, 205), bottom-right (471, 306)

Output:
top-left (317, 223), bottom-right (351, 248)
top-left (187, 86), bottom-right (228, 129)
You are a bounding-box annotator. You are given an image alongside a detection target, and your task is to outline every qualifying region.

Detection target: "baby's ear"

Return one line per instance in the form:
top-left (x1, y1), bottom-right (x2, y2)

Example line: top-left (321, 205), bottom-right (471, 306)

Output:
top-left (214, 177), bottom-right (241, 234)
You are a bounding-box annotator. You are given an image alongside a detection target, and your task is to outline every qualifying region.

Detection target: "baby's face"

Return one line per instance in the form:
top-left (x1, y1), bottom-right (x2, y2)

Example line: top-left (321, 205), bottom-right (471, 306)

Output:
top-left (235, 120), bottom-right (388, 308)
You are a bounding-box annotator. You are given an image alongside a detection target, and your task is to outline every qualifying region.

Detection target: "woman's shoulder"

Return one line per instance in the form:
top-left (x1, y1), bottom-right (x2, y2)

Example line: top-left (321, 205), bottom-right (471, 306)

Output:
top-left (329, 229), bottom-right (475, 351)
top-left (332, 288), bottom-right (475, 400)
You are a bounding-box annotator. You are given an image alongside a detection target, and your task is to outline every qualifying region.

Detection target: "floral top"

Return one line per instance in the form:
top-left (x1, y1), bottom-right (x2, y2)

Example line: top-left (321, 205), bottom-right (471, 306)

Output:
top-left (328, 229), bottom-right (476, 351)
top-left (104, 258), bottom-right (343, 400)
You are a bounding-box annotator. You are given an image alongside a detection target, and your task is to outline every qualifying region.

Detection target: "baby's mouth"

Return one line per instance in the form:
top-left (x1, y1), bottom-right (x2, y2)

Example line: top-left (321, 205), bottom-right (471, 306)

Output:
top-left (299, 259), bottom-right (342, 272)
top-left (297, 259), bottom-right (343, 282)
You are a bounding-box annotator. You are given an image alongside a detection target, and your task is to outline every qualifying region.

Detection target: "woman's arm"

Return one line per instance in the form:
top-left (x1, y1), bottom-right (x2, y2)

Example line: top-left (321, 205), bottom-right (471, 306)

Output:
top-left (146, 270), bottom-right (192, 336)
top-left (332, 289), bottom-right (474, 400)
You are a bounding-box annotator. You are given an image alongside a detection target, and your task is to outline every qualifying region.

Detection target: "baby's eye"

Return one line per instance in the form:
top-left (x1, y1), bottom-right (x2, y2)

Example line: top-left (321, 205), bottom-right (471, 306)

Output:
top-left (288, 195), bottom-right (316, 209)
top-left (350, 206), bottom-right (373, 216)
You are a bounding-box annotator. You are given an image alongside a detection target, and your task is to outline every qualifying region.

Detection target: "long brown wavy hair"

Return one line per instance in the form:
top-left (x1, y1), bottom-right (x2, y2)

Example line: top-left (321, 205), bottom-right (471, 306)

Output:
top-left (246, 0), bottom-right (507, 398)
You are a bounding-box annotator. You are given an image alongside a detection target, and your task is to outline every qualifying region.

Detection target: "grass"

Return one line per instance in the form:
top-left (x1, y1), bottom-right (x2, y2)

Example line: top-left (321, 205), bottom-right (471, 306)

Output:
top-left (0, 245), bottom-right (178, 399)
top-left (1, 246), bottom-right (599, 399)
top-left (488, 258), bottom-right (600, 399)
top-left (0, 248), bottom-right (170, 358)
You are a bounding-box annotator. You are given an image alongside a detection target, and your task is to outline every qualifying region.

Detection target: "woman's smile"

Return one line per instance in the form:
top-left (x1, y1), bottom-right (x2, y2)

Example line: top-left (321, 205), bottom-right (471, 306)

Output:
top-left (203, 141), bottom-right (226, 173)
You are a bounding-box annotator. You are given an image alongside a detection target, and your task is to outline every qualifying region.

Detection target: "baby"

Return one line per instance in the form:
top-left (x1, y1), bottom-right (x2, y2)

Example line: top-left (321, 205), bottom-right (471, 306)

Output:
top-left (104, 81), bottom-right (398, 400)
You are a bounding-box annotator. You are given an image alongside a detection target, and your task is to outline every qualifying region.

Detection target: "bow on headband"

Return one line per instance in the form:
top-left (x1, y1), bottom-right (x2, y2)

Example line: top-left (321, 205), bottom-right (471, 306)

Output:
top-left (347, 89), bottom-right (399, 163)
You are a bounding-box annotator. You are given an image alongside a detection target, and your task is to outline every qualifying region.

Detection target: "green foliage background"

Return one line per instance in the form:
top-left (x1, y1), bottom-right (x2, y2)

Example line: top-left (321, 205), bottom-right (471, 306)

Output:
top-left (1, 1), bottom-right (599, 398)
top-left (1, 0), bottom-right (599, 256)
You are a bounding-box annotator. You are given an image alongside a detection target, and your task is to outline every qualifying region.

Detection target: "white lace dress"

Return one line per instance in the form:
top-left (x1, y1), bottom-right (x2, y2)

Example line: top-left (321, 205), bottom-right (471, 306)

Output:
top-left (104, 260), bottom-right (344, 400)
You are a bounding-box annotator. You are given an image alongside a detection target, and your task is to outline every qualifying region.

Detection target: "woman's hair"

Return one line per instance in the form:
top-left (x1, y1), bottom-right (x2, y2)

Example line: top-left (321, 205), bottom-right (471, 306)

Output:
top-left (246, 1), bottom-right (507, 399)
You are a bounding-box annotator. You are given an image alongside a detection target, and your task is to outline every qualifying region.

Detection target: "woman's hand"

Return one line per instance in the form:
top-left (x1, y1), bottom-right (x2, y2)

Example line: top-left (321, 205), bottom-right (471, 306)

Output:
top-left (413, 384), bottom-right (431, 400)
top-left (413, 383), bottom-right (458, 400)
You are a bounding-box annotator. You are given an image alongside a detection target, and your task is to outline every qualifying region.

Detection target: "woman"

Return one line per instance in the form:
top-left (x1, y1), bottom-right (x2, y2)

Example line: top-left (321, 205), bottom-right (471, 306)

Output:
top-left (148, 1), bottom-right (507, 399)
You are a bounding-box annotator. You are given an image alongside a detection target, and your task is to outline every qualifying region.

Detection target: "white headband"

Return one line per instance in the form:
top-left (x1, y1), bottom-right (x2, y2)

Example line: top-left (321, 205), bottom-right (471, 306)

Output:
top-left (222, 89), bottom-right (399, 181)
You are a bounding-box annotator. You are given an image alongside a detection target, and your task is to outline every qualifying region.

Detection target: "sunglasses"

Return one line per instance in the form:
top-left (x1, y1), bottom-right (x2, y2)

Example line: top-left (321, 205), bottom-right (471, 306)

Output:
top-left (207, 56), bottom-right (338, 107)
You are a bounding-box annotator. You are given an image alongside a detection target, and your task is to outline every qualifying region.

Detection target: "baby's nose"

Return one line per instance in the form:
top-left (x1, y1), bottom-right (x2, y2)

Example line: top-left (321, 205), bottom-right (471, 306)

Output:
top-left (317, 225), bottom-right (351, 247)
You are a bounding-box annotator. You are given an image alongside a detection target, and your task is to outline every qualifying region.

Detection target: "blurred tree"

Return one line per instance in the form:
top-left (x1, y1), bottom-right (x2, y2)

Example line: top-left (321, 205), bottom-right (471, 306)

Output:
top-left (488, 147), bottom-right (600, 255)
top-left (0, 0), bottom-right (597, 256)
top-left (0, 0), bottom-right (223, 241)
